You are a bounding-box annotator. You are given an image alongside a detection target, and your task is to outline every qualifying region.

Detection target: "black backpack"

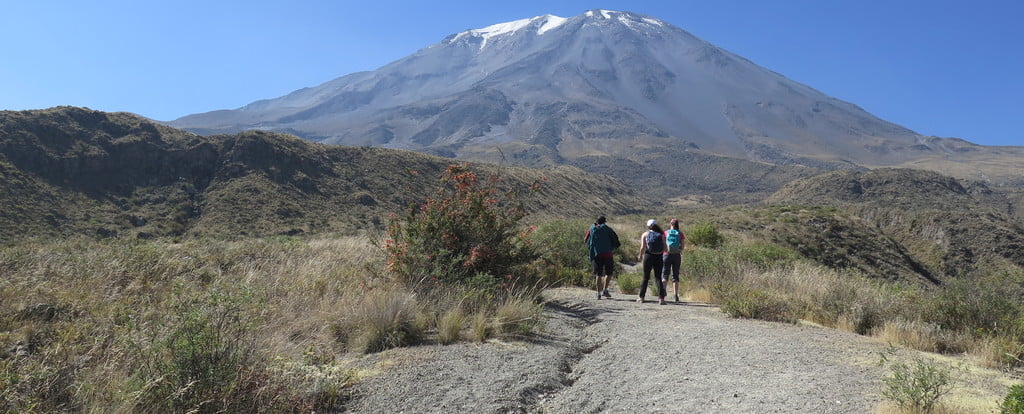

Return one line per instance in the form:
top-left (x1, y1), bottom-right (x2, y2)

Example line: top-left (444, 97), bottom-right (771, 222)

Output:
top-left (645, 230), bottom-right (665, 254)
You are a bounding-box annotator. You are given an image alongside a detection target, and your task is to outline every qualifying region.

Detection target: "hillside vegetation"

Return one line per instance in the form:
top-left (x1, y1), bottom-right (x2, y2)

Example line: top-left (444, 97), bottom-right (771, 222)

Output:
top-left (0, 107), bottom-right (644, 242)
top-left (3, 107), bottom-right (1024, 412)
top-left (767, 168), bottom-right (1024, 280)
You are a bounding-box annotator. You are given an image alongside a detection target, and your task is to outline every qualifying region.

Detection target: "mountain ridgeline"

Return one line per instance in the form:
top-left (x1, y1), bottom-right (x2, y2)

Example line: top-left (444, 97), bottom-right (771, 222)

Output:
top-left (0, 107), bottom-right (644, 241)
top-left (2, 107), bottom-right (1022, 286)
top-left (168, 9), bottom-right (1023, 197)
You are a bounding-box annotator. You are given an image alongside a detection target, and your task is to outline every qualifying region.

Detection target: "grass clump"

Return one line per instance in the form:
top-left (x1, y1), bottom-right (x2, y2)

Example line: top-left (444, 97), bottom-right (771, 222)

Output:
top-left (332, 290), bottom-right (423, 354)
top-left (494, 294), bottom-right (544, 339)
top-left (437, 307), bottom-right (466, 345)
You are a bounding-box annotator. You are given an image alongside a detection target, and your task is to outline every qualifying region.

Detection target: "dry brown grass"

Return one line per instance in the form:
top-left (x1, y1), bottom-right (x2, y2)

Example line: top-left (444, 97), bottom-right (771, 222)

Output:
top-left (0, 234), bottom-right (548, 412)
top-left (437, 307), bottom-right (466, 345)
top-left (873, 319), bottom-right (943, 353)
top-left (874, 401), bottom-right (969, 414)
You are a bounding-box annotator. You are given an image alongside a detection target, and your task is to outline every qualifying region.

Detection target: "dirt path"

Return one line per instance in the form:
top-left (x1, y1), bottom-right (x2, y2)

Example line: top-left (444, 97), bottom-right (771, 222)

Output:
top-left (339, 288), bottom-right (1011, 413)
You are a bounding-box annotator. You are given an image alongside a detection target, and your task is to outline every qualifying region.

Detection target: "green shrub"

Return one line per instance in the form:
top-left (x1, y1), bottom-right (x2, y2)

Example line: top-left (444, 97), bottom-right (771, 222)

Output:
top-left (688, 222), bottom-right (724, 249)
top-left (134, 285), bottom-right (277, 413)
top-left (1002, 384), bottom-right (1024, 414)
top-left (383, 164), bottom-right (539, 292)
top-left (713, 283), bottom-right (794, 323)
top-left (531, 218), bottom-right (591, 283)
top-left (924, 273), bottom-right (1024, 340)
top-left (729, 242), bottom-right (800, 269)
top-left (681, 247), bottom-right (733, 282)
top-left (616, 271), bottom-right (642, 294)
top-left (878, 352), bottom-right (954, 414)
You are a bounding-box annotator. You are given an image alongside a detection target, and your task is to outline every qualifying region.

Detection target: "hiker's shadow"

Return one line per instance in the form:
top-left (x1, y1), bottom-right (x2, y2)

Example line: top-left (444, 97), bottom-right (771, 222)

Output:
top-left (523, 301), bottom-right (616, 345)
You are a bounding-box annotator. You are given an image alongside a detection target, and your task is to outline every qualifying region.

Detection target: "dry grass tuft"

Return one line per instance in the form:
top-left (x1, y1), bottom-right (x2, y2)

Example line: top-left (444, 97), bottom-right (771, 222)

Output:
top-left (437, 307), bottom-right (466, 345)
top-left (471, 311), bottom-right (490, 343)
top-left (873, 319), bottom-right (943, 353)
top-left (493, 294), bottom-right (543, 339)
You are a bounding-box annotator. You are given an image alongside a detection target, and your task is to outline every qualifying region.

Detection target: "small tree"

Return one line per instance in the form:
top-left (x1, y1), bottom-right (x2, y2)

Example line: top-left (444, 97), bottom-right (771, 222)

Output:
top-left (383, 164), bottom-right (539, 291)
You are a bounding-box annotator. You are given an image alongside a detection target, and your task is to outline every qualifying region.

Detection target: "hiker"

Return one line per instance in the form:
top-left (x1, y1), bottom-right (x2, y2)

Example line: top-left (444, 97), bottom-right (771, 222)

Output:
top-left (637, 219), bottom-right (667, 305)
top-left (662, 218), bottom-right (686, 302)
top-left (585, 216), bottom-right (620, 300)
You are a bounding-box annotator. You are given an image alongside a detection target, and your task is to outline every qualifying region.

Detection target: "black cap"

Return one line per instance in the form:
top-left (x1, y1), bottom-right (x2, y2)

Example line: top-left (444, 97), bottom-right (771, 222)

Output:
top-left (597, 216), bottom-right (606, 224)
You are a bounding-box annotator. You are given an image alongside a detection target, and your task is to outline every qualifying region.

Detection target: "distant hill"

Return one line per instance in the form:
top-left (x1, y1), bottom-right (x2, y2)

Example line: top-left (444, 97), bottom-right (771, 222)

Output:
top-left (767, 168), bottom-right (1024, 279)
top-left (0, 107), bottom-right (645, 241)
top-left (168, 9), bottom-right (1023, 197)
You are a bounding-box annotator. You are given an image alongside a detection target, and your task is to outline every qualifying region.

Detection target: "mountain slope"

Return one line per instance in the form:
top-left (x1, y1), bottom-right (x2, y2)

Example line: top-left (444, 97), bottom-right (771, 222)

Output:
top-left (767, 168), bottom-right (1024, 279)
top-left (168, 9), bottom-right (1023, 200)
top-left (0, 107), bottom-right (645, 241)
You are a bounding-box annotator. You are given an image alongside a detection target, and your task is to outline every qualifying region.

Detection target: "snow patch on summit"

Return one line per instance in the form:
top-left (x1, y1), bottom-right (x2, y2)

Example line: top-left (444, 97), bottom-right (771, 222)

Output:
top-left (451, 14), bottom-right (568, 49)
top-left (538, 15), bottom-right (567, 34)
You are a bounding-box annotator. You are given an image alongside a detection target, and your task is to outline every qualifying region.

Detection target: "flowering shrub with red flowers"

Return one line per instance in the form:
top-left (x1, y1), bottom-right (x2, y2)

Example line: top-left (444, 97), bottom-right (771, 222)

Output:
top-left (383, 164), bottom-right (541, 291)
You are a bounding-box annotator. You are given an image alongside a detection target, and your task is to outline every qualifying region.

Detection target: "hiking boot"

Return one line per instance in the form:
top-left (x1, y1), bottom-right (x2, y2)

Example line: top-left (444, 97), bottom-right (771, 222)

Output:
top-left (659, 298), bottom-right (666, 305)
top-left (602, 290), bottom-right (612, 298)
top-left (636, 297), bottom-right (644, 303)
top-left (674, 294), bottom-right (680, 303)
top-left (596, 292), bottom-right (602, 300)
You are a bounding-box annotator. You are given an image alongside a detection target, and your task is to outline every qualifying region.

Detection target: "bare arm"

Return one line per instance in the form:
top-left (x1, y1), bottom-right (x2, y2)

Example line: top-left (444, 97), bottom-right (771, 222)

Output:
top-left (637, 231), bottom-right (647, 262)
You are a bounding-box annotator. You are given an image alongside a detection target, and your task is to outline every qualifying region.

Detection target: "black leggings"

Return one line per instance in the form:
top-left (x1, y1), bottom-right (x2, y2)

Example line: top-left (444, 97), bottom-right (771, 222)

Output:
top-left (640, 253), bottom-right (665, 299)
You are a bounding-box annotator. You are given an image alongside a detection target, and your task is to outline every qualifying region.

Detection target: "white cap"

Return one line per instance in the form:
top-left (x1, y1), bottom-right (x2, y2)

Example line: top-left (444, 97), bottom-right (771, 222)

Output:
top-left (646, 219), bottom-right (656, 227)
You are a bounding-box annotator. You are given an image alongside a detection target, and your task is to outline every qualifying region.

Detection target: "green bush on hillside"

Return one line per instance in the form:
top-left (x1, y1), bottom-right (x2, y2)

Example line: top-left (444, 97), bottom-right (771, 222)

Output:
top-left (687, 222), bottom-right (724, 249)
top-left (879, 351), bottom-right (955, 414)
top-left (923, 271), bottom-right (1024, 341)
top-left (530, 218), bottom-right (592, 286)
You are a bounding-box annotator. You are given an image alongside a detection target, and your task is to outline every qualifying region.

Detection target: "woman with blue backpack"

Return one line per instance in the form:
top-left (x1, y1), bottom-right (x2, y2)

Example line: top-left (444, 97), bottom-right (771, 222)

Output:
top-left (636, 219), bottom-right (668, 305)
top-left (662, 218), bottom-right (685, 302)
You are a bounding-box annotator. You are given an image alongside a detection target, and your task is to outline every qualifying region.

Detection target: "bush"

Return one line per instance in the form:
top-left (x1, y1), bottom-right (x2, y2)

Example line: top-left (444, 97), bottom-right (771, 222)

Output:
top-left (383, 164), bottom-right (540, 292)
top-left (1002, 384), bottom-right (1024, 414)
top-left (616, 271), bottom-right (642, 295)
top-left (688, 222), bottom-right (724, 249)
top-left (879, 351), bottom-right (955, 414)
top-left (133, 285), bottom-right (285, 413)
top-left (713, 283), bottom-right (794, 323)
top-left (924, 274), bottom-right (1024, 340)
top-left (729, 242), bottom-right (800, 269)
top-left (531, 218), bottom-right (591, 286)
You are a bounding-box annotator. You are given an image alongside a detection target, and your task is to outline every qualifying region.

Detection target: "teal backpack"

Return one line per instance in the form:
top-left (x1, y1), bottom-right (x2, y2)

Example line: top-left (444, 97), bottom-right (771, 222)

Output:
top-left (666, 229), bottom-right (684, 253)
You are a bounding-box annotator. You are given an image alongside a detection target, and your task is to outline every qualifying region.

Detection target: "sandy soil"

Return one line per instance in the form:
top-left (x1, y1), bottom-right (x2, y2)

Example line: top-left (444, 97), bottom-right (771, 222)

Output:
top-left (338, 287), bottom-right (1014, 413)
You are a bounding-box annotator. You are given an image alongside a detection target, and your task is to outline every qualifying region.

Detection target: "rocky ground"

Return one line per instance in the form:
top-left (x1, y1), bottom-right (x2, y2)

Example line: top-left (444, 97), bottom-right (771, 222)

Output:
top-left (339, 288), bottom-right (1014, 413)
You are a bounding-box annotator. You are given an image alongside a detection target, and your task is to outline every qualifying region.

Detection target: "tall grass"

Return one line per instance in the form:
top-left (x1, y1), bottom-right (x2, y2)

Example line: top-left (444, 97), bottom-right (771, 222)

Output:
top-left (0, 236), bottom-right (376, 412)
top-left (670, 235), bottom-right (1024, 369)
top-left (0, 233), bottom-right (547, 412)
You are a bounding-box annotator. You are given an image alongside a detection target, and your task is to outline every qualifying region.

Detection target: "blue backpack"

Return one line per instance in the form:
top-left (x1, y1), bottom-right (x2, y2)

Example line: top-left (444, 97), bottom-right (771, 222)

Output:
top-left (645, 230), bottom-right (665, 254)
top-left (666, 229), bottom-right (683, 253)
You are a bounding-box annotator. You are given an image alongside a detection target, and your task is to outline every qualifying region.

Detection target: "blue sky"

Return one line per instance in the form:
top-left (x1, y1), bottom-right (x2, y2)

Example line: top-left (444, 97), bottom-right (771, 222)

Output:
top-left (2, 1), bottom-right (1021, 146)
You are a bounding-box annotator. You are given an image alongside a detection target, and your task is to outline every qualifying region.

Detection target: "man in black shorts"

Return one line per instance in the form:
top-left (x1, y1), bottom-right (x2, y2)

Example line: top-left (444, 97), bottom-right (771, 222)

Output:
top-left (585, 216), bottom-right (621, 299)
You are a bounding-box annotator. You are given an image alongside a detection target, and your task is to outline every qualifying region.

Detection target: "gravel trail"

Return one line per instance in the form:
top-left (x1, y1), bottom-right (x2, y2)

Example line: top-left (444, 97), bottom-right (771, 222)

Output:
top-left (340, 287), bottom-right (1005, 413)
